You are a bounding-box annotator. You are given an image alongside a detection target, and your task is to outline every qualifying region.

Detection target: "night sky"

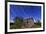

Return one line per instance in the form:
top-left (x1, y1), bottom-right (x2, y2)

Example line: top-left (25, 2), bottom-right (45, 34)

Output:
top-left (10, 5), bottom-right (41, 21)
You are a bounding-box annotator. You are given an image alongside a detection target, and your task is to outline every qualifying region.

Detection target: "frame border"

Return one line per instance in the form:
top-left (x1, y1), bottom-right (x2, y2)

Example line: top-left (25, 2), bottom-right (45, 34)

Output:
top-left (5, 1), bottom-right (45, 34)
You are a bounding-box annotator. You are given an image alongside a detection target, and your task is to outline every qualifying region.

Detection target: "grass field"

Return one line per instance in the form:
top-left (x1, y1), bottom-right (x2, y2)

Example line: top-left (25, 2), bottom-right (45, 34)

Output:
top-left (10, 23), bottom-right (41, 29)
top-left (31, 23), bottom-right (41, 28)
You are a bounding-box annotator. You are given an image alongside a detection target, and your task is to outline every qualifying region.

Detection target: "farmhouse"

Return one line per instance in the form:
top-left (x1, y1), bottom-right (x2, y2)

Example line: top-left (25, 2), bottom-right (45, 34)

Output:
top-left (21, 17), bottom-right (34, 28)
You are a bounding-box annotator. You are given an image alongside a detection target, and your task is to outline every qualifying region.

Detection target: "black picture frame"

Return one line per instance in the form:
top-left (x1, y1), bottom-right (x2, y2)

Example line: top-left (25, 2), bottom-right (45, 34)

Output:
top-left (5, 1), bottom-right (45, 34)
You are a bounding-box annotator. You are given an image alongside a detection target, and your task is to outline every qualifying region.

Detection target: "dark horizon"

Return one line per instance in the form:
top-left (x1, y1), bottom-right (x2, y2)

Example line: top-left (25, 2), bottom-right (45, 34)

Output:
top-left (10, 5), bottom-right (41, 21)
